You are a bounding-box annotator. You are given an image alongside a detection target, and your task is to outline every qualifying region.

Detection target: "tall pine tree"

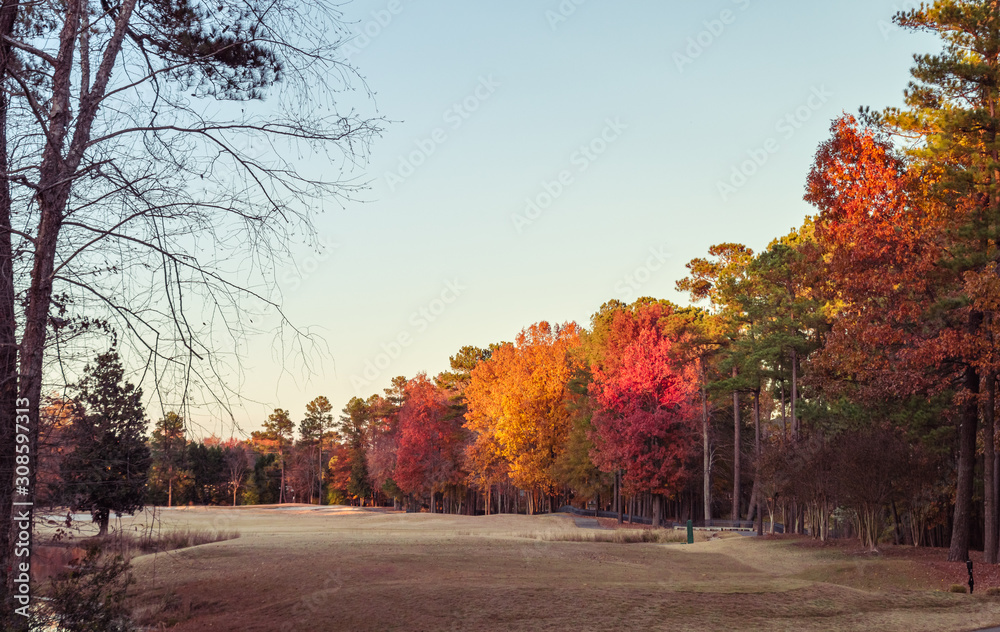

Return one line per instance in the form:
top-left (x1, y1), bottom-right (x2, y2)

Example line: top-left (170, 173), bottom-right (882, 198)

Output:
top-left (887, 0), bottom-right (1000, 562)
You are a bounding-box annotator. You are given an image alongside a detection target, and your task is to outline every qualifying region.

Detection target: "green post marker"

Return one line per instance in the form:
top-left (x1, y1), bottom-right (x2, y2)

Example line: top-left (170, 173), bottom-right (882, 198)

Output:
top-left (686, 519), bottom-right (693, 544)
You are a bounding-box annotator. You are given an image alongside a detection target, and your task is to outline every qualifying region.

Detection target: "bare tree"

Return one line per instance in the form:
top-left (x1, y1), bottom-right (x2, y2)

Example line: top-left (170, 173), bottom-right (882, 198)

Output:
top-left (834, 428), bottom-right (913, 552)
top-left (0, 0), bottom-right (381, 623)
top-left (224, 442), bottom-right (253, 507)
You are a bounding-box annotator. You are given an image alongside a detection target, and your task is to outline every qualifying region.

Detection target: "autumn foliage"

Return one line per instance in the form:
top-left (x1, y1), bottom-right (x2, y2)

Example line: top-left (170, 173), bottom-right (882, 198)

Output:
top-left (589, 303), bottom-right (698, 497)
top-left (464, 322), bottom-right (583, 511)
top-left (395, 374), bottom-right (465, 496)
top-left (226, 2), bottom-right (1000, 558)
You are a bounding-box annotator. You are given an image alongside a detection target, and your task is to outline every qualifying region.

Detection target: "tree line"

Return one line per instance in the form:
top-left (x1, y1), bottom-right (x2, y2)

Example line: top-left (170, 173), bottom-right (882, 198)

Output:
top-left (297, 2), bottom-right (1000, 564)
top-left (35, 351), bottom-right (353, 528)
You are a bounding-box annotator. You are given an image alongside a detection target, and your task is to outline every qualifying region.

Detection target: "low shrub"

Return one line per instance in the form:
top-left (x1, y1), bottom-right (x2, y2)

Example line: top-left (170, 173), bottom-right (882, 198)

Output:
top-left (80, 527), bottom-right (239, 559)
top-left (40, 545), bottom-right (135, 632)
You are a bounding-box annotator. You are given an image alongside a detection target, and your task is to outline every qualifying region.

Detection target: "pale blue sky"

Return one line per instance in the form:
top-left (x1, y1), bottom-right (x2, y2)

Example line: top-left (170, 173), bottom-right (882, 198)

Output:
top-left (200, 0), bottom-right (938, 438)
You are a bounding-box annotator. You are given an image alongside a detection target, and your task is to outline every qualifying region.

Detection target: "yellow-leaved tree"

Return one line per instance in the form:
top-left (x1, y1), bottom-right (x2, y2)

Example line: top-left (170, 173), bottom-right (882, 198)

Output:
top-left (465, 322), bottom-right (582, 514)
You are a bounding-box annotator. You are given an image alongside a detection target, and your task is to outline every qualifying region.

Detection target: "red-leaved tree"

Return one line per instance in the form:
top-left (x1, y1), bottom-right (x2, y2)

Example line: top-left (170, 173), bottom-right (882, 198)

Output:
top-left (395, 374), bottom-right (466, 511)
top-left (589, 303), bottom-right (699, 526)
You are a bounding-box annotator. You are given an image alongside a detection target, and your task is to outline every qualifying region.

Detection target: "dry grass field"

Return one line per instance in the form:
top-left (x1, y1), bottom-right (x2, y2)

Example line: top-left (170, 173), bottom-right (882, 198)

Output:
top-left (49, 505), bottom-right (1000, 631)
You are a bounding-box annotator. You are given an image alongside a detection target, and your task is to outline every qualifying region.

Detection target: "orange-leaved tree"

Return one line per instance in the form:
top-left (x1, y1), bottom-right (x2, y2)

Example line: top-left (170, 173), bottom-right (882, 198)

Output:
top-left (464, 322), bottom-right (582, 514)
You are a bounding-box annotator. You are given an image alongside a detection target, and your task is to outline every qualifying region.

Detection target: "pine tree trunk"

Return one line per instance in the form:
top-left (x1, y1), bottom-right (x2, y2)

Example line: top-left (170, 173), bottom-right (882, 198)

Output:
top-left (279, 453), bottom-right (285, 504)
top-left (892, 500), bottom-right (902, 546)
top-left (790, 348), bottom-right (799, 440)
top-left (701, 362), bottom-right (711, 524)
top-left (780, 380), bottom-right (787, 443)
top-left (754, 388), bottom-right (762, 536)
top-left (950, 359), bottom-right (980, 562)
top-left (732, 368), bottom-right (741, 523)
top-left (995, 449), bottom-right (999, 551)
top-left (989, 84), bottom-right (1000, 564)
top-left (986, 370), bottom-right (997, 564)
